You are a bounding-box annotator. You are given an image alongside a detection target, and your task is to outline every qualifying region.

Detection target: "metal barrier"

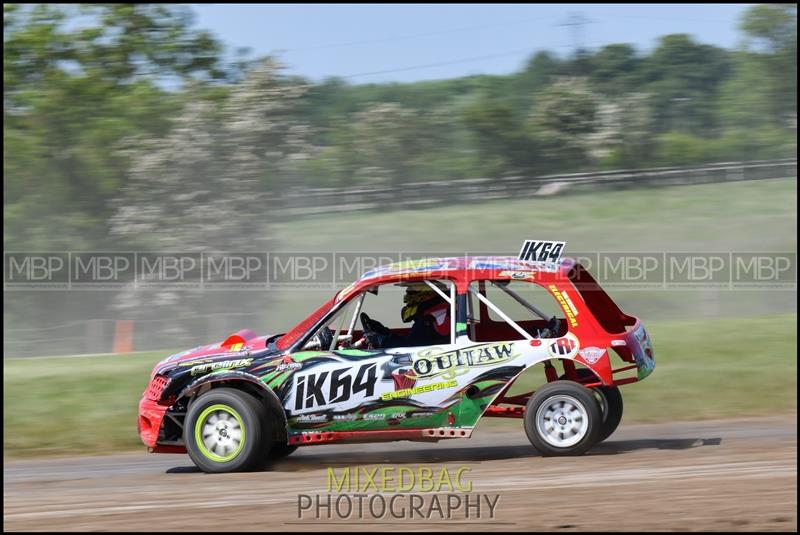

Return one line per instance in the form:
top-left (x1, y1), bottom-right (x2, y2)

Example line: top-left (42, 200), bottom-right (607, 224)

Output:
top-left (268, 158), bottom-right (797, 215)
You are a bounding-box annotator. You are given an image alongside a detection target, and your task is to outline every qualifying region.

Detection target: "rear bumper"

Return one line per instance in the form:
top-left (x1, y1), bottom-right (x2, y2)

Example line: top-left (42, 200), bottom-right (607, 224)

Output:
top-left (625, 322), bottom-right (655, 380)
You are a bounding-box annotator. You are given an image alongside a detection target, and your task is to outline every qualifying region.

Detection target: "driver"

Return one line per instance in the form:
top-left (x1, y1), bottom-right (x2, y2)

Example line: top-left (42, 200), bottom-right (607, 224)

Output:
top-left (362, 282), bottom-right (450, 349)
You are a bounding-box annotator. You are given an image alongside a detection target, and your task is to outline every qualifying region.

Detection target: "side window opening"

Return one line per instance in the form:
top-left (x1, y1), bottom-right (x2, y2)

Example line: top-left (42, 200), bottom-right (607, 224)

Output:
top-left (467, 280), bottom-right (567, 343)
top-left (303, 278), bottom-right (456, 350)
top-left (567, 264), bottom-right (635, 334)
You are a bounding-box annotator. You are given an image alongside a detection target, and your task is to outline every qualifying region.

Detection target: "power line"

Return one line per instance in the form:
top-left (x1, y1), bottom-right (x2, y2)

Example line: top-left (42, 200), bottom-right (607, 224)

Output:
top-left (282, 16), bottom-right (561, 53)
top-left (340, 48), bottom-right (533, 80)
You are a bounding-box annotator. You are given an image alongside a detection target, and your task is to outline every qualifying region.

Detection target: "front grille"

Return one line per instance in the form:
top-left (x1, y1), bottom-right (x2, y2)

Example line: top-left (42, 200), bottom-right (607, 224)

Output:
top-left (145, 375), bottom-right (170, 401)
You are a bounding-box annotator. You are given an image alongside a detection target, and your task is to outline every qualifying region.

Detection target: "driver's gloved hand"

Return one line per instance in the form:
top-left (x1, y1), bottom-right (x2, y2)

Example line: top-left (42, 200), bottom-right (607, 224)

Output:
top-left (364, 330), bottom-right (389, 349)
top-left (367, 317), bottom-right (391, 336)
top-left (547, 316), bottom-right (560, 334)
top-left (317, 327), bottom-right (334, 350)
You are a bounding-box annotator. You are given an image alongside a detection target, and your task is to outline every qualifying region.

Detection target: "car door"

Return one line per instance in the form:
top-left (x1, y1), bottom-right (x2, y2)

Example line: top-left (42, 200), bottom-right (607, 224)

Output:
top-left (447, 278), bottom-right (572, 428)
top-left (284, 278), bottom-right (464, 433)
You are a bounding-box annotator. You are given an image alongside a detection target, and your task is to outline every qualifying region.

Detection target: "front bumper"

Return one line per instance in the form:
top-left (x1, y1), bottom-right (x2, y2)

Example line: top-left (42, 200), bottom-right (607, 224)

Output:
top-left (138, 397), bottom-right (169, 449)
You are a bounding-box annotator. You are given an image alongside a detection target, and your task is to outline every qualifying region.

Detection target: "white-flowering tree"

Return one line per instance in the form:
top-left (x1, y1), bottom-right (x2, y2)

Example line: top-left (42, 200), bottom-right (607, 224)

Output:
top-left (587, 92), bottom-right (654, 165)
top-left (110, 58), bottom-right (312, 328)
top-left (345, 102), bottom-right (426, 187)
top-left (111, 57), bottom-right (311, 251)
top-left (528, 77), bottom-right (600, 169)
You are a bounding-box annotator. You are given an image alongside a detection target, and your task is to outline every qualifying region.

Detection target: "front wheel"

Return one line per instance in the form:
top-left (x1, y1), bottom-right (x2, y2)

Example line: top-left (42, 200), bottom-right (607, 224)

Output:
top-left (267, 441), bottom-right (298, 460)
top-left (185, 388), bottom-right (270, 473)
top-left (524, 381), bottom-right (602, 456)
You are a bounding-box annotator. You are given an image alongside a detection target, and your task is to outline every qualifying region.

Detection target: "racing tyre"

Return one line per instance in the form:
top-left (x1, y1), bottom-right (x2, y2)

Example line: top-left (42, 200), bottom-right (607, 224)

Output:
top-left (560, 369), bottom-right (624, 442)
top-left (524, 381), bottom-right (602, 456)
top-left (267, 441), bottom-right (298, 460)
top-left (185, 388), bottom-right (270, 473)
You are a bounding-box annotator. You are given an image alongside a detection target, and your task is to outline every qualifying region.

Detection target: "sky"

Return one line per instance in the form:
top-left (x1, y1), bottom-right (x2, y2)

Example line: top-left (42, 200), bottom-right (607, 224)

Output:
top-left (190, 3), bottom-right (753, 84)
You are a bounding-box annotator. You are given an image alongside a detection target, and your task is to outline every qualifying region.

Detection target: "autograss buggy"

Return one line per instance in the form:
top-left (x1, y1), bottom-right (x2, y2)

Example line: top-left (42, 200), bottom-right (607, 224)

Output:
top-left (139, 245), bottom-right (655, 473)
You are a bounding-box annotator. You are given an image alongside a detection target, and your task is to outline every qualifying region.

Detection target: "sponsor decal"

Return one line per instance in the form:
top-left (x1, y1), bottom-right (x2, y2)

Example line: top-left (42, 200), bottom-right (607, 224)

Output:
top-left (178, 358), bottom-right (211, 367)
top-left (277, 359), bottom-right (303, 372)
top-left (498, 270), bottom-right (535, 280)
top-left (547, 332), bottom-right (580, 359)
top-left (380, 379), bottom-right (458, 401)
top-left (361, 259), bottom-right (455, 280)
top-left (518, 240), bottom-right (565, 263)
top-left (364, 413), bottom-right (386, 420)
top-left (578, 346), bottom-right (605, 364)
top-left (411, 343), bottom-right (519, 381)
top-left (333, 414), bottom-right (358, 421)
top-left (469, 259), bottom-right (558, 272)
top-left (296, 414), bottom-right (328, 423)
top-left (549, 284), bottom-right (578, 328)
top-left (161, 346), bottom-right (205, 364)
top-left (189, 358), bottom-right (253, 376)
top-left (560, 290), bottom-right (579, 317)
top-left (411, 412), bottom-right (435, 418)
top-left (336, 281), bottom-right (359, 302)
top-left (228, 342), bottom-right (244, 352)
top-left (611, 339), bottom-right (626, 346)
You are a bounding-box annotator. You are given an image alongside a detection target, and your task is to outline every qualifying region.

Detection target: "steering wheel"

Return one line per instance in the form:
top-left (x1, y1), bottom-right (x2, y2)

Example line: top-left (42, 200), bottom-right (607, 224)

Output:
top-left (359, 312), bottom-right (390, 349)
top-left (537, 316), bottom-right (561, 338)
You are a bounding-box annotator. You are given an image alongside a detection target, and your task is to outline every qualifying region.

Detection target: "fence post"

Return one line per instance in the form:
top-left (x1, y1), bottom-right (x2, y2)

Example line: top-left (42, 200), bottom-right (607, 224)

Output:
top-left (112, 320), bottom-right (134, 354)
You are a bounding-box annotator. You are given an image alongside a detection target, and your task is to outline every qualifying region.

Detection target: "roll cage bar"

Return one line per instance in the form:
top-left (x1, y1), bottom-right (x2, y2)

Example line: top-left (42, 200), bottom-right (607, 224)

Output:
top-left (305, 276), bottom-right (554, 351)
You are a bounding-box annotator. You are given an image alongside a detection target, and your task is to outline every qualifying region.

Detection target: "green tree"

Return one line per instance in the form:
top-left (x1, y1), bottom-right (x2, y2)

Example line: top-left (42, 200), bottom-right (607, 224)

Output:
top-left (462, 94), bottom-right (535, 176)
top-left (3, 4), bottom-right (225, 251)
top-left (326, 102), bottom-right (432, 188)
top-left (641, 34), bottom-right (731, 134)
top-left (739, 4), bottom-right (796, 124)
top-left (589, 44), bottom-right (641, 96)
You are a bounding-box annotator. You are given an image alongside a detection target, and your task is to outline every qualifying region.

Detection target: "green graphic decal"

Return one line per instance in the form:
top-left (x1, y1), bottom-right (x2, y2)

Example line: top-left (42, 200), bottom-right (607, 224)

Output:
top-left (291, 351), bottom-right (329, 362)
top-left (335, 349), bottom-right (375, 357)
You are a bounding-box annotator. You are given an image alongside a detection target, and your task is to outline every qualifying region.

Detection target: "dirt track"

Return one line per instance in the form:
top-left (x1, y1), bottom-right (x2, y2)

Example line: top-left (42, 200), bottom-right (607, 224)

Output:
top-left (4, 417), bottom-right (797, 531)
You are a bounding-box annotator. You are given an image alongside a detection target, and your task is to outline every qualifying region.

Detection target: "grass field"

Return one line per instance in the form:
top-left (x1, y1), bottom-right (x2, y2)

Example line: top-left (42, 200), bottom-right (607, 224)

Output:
top-left (4, 314), bottom-right (795, 458)
top-left (273, 178), bottom-right (797, 253)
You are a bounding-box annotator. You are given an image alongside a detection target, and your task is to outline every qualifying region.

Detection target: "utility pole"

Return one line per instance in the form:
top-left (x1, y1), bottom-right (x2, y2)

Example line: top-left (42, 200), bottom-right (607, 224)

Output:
top-left (559, 12), bottom-right (593, 58)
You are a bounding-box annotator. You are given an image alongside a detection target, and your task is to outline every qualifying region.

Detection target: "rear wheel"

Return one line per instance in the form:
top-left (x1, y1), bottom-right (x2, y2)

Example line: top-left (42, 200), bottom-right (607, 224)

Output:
top-left (560, 368), bottom-right (623, 442)
top-left (185, 388), bottom-right (271, 473)
top-left (524, 381), bottom-right (602, 456)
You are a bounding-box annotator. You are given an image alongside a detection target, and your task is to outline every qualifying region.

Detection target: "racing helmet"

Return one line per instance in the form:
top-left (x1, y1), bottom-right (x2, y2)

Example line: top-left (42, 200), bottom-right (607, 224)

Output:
top-left (399, 281), bottom-right (448, 323)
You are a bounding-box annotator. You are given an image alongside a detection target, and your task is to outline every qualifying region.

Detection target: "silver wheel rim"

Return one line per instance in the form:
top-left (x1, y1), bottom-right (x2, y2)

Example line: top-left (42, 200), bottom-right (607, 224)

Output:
top-left (535, 394), bottom-right (589, 448)
top-left (201, 410), bottom-right (243, 458)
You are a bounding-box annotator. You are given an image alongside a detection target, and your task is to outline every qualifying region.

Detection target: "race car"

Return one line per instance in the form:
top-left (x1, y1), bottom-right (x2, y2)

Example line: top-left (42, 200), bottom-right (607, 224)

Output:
top-left (139, 249), bottom-right (655, 473)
